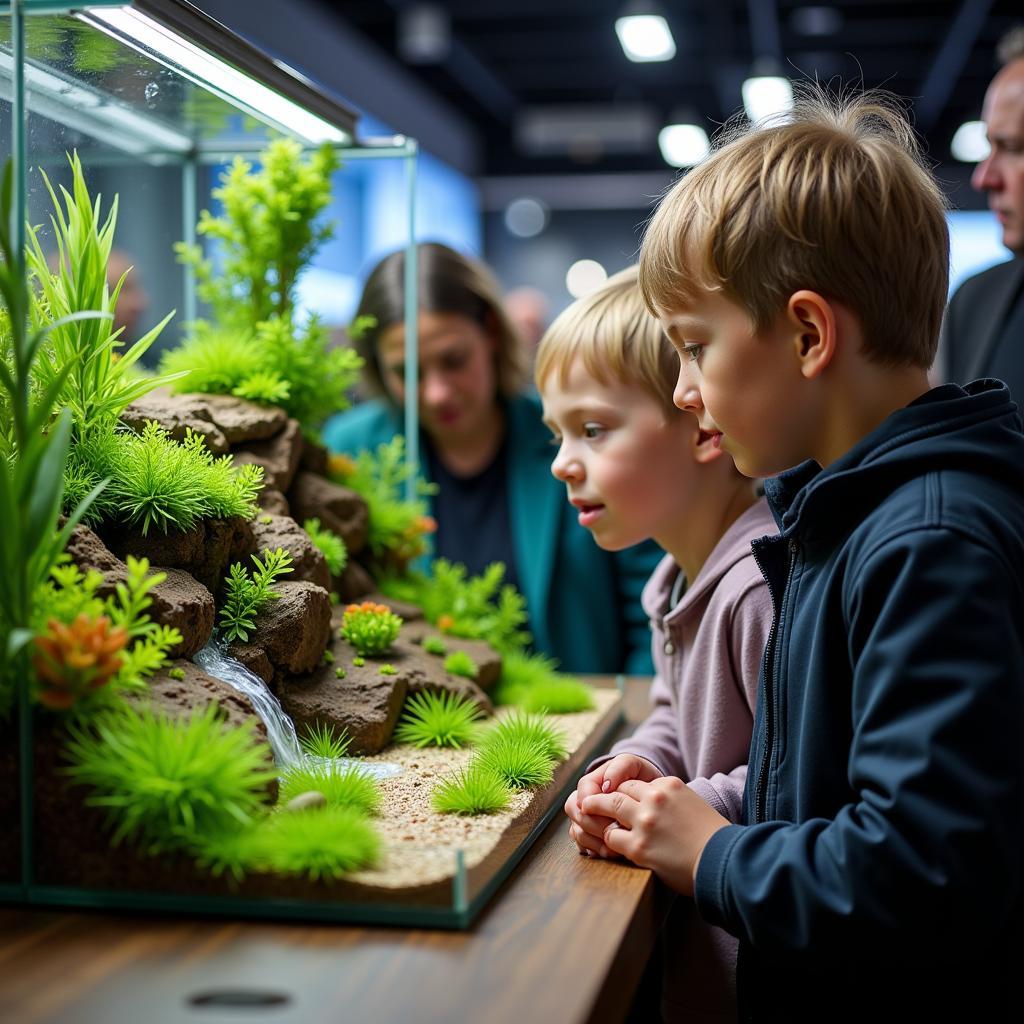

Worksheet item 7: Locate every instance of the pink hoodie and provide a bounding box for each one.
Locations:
[588,497,777,1022]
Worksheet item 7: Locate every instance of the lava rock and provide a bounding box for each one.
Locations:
[246,513,329,590]
[367,592,426,624]
[402,620,502,690]
[146,569,215,658]
[231,417,303,493]
[119,392,229,454]
[335,560,375,603]
[197,393,287,444]
[224,641,275,685]
[63,524,128,591]
[255,580,332,675]
[256,487,290,517]
[192,516,254,595]
[299,436,329,476]
[286,471,369,555]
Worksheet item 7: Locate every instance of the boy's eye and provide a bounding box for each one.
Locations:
[582,423,605,440]
[682,344,703,363]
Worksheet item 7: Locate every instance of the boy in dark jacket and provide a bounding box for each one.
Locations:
[581,91,1024,1021]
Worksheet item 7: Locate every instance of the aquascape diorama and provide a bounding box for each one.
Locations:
[0,142,622,925]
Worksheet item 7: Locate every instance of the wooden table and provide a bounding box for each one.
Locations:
[0,679,670,1024]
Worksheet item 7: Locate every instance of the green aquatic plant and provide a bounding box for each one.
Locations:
[298,720,351,761]
[394,690,483,749]
[443,650,478,680]
[26,152,179,439]
[0,157,110,718]
[167,667,185,681]
[333,436,437,570]
[422,635,446,656]
[379,663,397,675]
[339,601,402,656]
[219,547,294,642]
[475,734,555,791]
[335,667,347,679]
[493,650,595,713]
[64,702,276,853]
[432,764,511,816]
[278,762,380,817]
[478,711,568,764]
[303,517,348,576]
[383,559,530,655]
[259,804,380,880]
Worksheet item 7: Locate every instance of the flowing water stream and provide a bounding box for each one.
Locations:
[194,640,402,780]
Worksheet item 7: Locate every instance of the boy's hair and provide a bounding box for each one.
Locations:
[535,266,681,417]
[638,88,949,369]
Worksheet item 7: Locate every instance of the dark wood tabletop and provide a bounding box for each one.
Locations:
[0,678,670,1024]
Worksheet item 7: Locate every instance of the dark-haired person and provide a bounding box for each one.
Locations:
[323,242,657,675]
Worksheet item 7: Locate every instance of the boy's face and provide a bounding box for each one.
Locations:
[540,357,704,551]
[660,290,810,478]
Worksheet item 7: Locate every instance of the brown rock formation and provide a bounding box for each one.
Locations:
[246,514,330,590]
[254,580,332,675]
[286,471,369,554]
[231,417,303,492]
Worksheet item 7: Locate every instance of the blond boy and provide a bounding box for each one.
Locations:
[537,268,776,1020]
[580,92,1024,1021]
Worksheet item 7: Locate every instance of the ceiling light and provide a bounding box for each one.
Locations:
[741,75,794,124]
[398,4,451,65]
[951,120,990,163]
[658,122,709,168]
[566,259,608,299]
[615,13,676,63]
[504,197,549,238]
[80,7,349,145]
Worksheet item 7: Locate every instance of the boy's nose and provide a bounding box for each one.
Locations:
[422,369,453,407]
[673,367,703,413]
[550,444,582,483]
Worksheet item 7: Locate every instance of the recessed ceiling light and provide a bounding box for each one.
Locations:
[566,259,608,299]
[615,14,676,63]
[658,123,710,168]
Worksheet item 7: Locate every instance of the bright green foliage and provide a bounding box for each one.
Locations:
[339,601,402,656]
[176,140,340,328]
[335,667,347,679]
[63,702,276,853]
[219,547,294,642]
[32,555,182,705]
[0,157,110,719]
[516,678,596,715]
[164,140,363,431]
[353,656,365,667]
[303,517,348,576]
[278,762,380,817]
[475,734,555,791]
[168,667,185,681]
[379,664,397,675]
[443,650,478,680]
[422,635,446,656]
[322,649,335,664]
[492,650,595,713]
[258,514,273,525]
[337,437,436,566]
[394,690,483,749]
[478,711,568,763]
[384,559,530,655]
[257,805,380,880]
[25,152,180,439]
[85,422,263,535]
[298,721,351,760]
[432,764,511,816]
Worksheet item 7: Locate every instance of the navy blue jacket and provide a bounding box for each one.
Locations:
[695,381,1024,1021]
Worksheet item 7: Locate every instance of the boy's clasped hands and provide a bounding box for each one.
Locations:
[565,754,729,896]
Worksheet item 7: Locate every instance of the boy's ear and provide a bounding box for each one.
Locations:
[786,290,837,379]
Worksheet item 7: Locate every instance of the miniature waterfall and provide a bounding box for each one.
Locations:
[193,640,402,779]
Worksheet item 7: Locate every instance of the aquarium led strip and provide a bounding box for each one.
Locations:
[80,6,350,146]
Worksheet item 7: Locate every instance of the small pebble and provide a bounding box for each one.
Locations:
[284,791,327,812]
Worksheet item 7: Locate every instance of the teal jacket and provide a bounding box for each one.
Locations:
[323,395,658,675]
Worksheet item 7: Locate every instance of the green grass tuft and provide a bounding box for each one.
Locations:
[443,650,477,680]
[394,690,482,749]
[63,702,276,853]
[493,650,595,713]
[298,721,351,760]
[422,635,446,656]
[303,517,348,576]
[515,678,596,714]
[259,805,380,880]
[432,764,511,815]
[278,762,380,816]
[478,711,568,763]
[475,734,555,790]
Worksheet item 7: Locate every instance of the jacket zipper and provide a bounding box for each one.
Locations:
[751,536,798,823]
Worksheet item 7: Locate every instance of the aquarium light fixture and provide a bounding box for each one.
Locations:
[0,47,192,157]
[80,6,350,146]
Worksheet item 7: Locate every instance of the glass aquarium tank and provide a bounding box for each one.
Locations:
[0,0,622,927]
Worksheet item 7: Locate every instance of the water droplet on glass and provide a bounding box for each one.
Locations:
[144,82,159,103]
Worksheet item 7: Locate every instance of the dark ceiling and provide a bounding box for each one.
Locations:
[320,0,1020,177]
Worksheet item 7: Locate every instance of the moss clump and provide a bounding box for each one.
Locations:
[394,690,482,749]
[493,650,595,713]
[278,762,380,817]
[167,667,186,681]
[443,650,478,680]
[335,667,347,679]
[432,764,511,816]
[422,635,447,656]
[339,601,402,656]
[478,711,567,763]
[303,517,348,577]
[379,663,397,675]
[475,734,555,791]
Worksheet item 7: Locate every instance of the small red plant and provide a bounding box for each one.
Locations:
[32,613,129,710]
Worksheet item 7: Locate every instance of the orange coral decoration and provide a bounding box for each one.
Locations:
[327,453,357,480]
[344,601,391,616]
[437,614,456,633]
[32,614,129,710]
